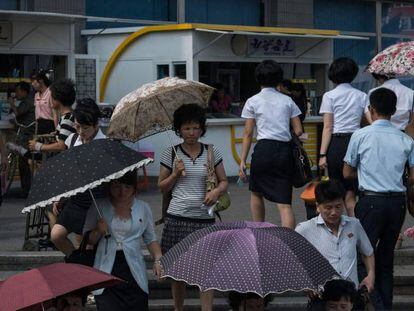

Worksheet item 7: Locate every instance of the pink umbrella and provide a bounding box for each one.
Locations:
[160,221,338,297]
[0,263,122,311]
[366,41,414,76]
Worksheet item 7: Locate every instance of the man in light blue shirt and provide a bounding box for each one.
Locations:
[295,180,374,289]
[344,87,414,310]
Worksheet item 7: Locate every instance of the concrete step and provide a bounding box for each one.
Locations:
[394,247,414,265]
[146,295,414,311]
[0,251,64,271]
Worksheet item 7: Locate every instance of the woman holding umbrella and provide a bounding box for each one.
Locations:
[158,103,228,311]
[87,170,162,311]
[50,99,106,255]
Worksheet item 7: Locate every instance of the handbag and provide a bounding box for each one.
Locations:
[65,231,96,267]
[291,133,313,188]
[206,144,231,213]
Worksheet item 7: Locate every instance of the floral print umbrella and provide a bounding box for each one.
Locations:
[366,41,414,76]
[107,77,214,141]
[160,221,339,297]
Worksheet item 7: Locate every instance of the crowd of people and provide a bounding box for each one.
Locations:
[1,56,413,311]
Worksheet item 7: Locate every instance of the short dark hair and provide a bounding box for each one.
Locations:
[16,81,31,94]
[73,98,101,126]
[228,291,272,310]
[280,79,293,92]
[32,70,51,87]
[322,279,357,304]
[369,87,397,116]
[328,57,359,84]
[50,79,76,107]
[173,103,206,137]
[115,169,137,186]
[315,180,346,204]
[255,60,284,87]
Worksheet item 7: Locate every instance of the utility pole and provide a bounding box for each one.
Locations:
[375,0,382,53]
[178,0,185,23]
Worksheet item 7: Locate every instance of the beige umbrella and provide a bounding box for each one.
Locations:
[107,77,214,142]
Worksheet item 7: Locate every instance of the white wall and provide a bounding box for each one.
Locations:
[87,30,193,104]
[3,21,72,54]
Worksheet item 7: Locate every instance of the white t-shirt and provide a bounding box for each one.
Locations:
[241,88,301,141]
[319,83,369,134]
[369,79,414,130]
[65,128,106,148]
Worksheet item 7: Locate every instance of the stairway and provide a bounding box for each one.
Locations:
[1,249,414,310]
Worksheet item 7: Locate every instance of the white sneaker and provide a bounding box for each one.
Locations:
[6,142,28,157]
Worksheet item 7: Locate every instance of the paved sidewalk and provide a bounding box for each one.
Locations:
[1,182,414,251]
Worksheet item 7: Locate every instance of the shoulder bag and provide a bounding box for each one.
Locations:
[206,144,231,215]
[291,133,313,188]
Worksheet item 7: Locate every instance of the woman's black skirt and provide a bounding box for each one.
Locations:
[95,251,148,311]
[161,214,215,254]
[249,139,294,204]
[327,134,358,192]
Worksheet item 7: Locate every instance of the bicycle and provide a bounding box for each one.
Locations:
[3,119,36,196]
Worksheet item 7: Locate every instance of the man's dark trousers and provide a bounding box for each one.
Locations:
[356,194,406,310]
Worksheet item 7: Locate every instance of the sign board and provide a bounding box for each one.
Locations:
[0,22,12,45]
[248,36,295,57]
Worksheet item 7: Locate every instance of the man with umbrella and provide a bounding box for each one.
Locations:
[370,73,414,132]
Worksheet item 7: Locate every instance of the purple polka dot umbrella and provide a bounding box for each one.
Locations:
[160,221,339,296]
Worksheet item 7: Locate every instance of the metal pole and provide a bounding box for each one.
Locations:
[177,0,185,23]
[375,0,382,53]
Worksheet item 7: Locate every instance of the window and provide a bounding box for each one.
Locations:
[157,64,169,79]
[173,63,186,79]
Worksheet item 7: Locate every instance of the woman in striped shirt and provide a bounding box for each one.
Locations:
[158,104,228,311]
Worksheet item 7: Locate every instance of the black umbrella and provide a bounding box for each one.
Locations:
[22,139,153,213]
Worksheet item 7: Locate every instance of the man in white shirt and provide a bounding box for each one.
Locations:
[370,74,414,130]
[296,180,375,291]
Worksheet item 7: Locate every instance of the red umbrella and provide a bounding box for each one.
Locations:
[0,263,122,311]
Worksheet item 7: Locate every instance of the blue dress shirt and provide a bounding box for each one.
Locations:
[344,119,414,192]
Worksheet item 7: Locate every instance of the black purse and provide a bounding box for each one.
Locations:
[65,231,96,267]
[291,133,313,188]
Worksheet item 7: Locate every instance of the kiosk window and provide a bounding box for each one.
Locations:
[157,64,169,79]
[173,63,186,79]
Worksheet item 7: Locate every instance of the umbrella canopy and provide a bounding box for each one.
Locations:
[107,77,214,141]
[23,139,153,213]
[160,221,338,297]
[0,263,121,311]
[366,41,414,76]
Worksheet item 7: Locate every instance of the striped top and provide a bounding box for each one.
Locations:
[56,112,76,142]
[160,144,223,219]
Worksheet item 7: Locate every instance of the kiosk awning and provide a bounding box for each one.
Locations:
[0,10,175,25]
[194,26,368,41]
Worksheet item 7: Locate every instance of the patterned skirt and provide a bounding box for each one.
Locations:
[161,213,215,254]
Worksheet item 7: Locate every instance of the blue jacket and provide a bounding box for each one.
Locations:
[93,198,157,294]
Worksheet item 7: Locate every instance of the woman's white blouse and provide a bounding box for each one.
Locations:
[242,88,301,141]
[319,83,369,134]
